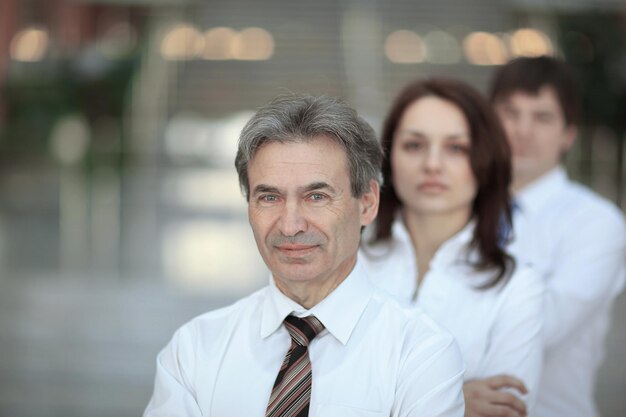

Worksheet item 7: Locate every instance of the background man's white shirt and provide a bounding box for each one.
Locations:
[512,166,626,417]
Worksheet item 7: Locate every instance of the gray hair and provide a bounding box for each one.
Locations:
[235,94,382,200]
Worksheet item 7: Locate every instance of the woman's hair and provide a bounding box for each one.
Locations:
[373,78,514,288]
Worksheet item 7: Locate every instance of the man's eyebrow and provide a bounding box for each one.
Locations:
[251,184,281,195]
[301,182,336,194]
[251,182,338,196]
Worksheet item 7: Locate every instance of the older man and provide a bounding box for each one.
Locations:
[144,94,465,417]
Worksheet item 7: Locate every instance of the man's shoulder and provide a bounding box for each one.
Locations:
[562,178,615,205]
[369,294,464,380]
[370,290,457,347]
[516,176,626,258]
[540,177,624,227]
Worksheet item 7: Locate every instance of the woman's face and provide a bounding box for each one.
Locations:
[391,96,478,219]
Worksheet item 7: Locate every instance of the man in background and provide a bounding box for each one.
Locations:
[490,56,626,417]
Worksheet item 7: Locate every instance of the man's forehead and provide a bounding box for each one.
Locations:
[502,86,560,105]
[247,138,351,190]
[250,137,348,166]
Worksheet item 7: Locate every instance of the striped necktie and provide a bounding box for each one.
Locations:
[266,315,325,417]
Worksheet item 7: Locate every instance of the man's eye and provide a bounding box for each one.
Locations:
[261,195,278,202]
[535,114,554,124]
[308,193,326,201]
[500,107,517,119]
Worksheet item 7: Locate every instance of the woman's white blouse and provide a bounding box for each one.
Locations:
[361,220,544,407]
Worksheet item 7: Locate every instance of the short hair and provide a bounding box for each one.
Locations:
[489,56,581,126]
[235,94,382,199]
[374,78,514,288]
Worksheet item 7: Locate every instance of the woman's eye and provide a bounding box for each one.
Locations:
[448,143,470,154]
[402,141,424,151]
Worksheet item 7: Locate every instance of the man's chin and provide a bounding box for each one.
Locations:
[513,160,541,180]
[272,268,320,287]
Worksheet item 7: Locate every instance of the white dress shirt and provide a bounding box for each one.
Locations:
[144,260,465,417]
[361,220,544,409]
[511,166,626,417]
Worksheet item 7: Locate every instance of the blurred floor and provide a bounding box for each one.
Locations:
[0,274,245,417]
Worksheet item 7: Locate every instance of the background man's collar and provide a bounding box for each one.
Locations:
[515,166,568,215]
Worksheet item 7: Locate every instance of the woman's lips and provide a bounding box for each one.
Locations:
[417,181,447,192]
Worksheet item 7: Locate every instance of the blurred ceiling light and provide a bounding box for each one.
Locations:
[160,23,204,60]
[509,28,553,57]
[10,27,49,62]
[463,31,508,65]
[384,30,424,64]
[424,30,461,64]
[202,27,236,60]
[99,22,138,59]
[231,27,274,61]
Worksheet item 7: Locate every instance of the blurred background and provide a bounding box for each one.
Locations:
[0,0,625,416]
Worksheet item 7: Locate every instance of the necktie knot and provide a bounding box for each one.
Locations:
[284,315,324,347]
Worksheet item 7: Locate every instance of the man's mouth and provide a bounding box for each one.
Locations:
[275,244,318,255]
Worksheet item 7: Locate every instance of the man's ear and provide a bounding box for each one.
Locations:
[561,125,577,152]
[359,180,380,227]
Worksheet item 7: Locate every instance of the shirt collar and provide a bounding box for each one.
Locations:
[515,166,568,215]
[392,215,475,265]
[391,216,412,246]
[260,259,373,345]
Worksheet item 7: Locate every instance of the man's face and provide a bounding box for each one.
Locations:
[494,86,576,190]
[247,135,378,292]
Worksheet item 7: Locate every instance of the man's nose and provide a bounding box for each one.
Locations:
[277,200,307,237]
[512,116,533,140]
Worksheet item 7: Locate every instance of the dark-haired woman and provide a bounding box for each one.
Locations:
[361,78,543,417]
